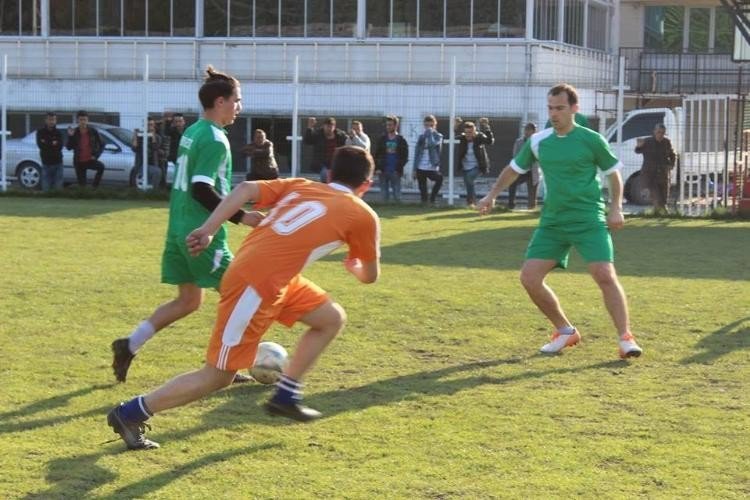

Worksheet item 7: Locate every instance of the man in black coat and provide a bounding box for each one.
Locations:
[66,110,105,188]
[304,116,347,183]
[635,124,677,213]
[36,112,65,191]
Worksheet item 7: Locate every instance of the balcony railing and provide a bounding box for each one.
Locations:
[620,47,750,95]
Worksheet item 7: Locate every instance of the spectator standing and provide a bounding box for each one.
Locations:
[373,115,409,202]
[304,116,347,183]
[635,124,677,214]
[166,113,187,164]
[413,115,444,205]
[508,122,540,209]
[456,119,494,208]
[36,112,65,191]
[242,129,279,181]
[66,110,104,188]
[345,120,371,152]
[131,118,164,188]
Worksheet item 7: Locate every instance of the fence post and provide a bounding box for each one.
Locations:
[141,54,150,190]
[287,56,301,177]
[1,54,8,192]
[446,57,458,206]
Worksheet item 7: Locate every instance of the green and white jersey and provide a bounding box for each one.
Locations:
[511,124,621,227]
[168,119,233,239]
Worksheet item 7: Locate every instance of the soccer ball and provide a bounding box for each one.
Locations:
[249,341,288,385]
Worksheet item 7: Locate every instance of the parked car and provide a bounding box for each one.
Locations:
[3,122,173,189]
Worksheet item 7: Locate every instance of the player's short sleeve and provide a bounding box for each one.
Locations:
[191,140,228,185]
[254,178,310,209]
[590,132,621,174]
[510,139,533,173]
[346,205,380,263]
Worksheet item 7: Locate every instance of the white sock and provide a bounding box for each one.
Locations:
[557,325,576,335]
[128,320,156,353]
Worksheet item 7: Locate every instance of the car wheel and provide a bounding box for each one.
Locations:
[129,167,143,188]
[624,172,652,205]
[16,162,42,190]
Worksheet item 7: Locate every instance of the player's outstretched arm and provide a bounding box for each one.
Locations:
[606,170,625,231]
[476,164,519,215]
[186,182,261,255]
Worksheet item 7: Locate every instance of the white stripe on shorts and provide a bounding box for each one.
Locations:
[217,286,262,370]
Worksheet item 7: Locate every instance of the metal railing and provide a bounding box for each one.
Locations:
[619,47,750,95]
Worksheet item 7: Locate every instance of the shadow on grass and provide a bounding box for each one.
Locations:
[374,224,749,281]
[25,443,280,500]
[680,316,750,365]
[0,384,115,434]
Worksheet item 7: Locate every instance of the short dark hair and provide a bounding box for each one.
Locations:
[76,110,88,118]
[424,114,436,123]
[198,65,239,110]
[324,117,336,125]
[385,115,399,126]
[330,146,374,188]
[654,123,666,131]
[524,122,537,131]
[46,111,56,117]
[463,121,476,130]
[173,112,184,119]
[548,83,579,106]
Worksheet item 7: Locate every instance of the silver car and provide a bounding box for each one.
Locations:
[3,123,173,189]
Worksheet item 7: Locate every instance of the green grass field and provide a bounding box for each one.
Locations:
[1,197,748,499]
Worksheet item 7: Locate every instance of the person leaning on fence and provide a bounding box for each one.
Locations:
[242,129,279,181]
[413,115,444,206]
[304,116,347,183]
[372,114,409,202]
[508,122,540,210]
[66,110,104,188]
[131,118,164,189]
[36,112,65,191]
[456,119,494,208]
[635,124,677,214]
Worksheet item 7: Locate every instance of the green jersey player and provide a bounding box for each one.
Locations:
[477,83,642,359]
[111,66,263,383]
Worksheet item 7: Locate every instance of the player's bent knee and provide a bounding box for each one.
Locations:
[519,270,542,291]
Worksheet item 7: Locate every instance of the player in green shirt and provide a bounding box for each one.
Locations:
[477,83,642,359]
[111,66,263,382]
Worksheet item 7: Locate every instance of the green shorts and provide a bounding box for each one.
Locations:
[525,223,614,269]
[161,234,233,289]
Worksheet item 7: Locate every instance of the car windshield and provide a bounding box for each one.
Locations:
[106,127,134,145]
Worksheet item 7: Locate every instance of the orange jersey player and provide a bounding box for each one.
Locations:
[107,146,380,450]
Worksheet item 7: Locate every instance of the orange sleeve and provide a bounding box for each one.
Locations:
[254,178,310,209]
[346,206,380,263]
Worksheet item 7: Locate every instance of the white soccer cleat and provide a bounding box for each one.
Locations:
[540,329,581,354]
[618,334,643,359]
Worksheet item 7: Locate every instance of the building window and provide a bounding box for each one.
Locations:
[255,0,280,37]
[445,0,470,38]
[229,0,252,37]
[534,0,557,41]
[419,0,443,37]
[280,0,304,37]
[392,0,417,37]
[500,0,525,38]
[564,0,584,46]
[332,0,356,37]
[99,0,122,36]
[307,0,330,37]
[124,0,146,36]
[366,0,388,36]
[0,0,41,36]
[715,7,734,53]
[688,8,711,53]
[473,0,498,38]
[587,3,607,51]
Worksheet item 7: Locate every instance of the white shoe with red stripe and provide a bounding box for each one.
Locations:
[540,329,581,354]
[618,333,643,359]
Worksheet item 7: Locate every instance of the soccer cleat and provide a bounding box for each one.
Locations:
[540,329,581,354]
[618,334,643,359]
[111,338,135,383]
[231,372,254,384]
[264,400,322,422]
[106,404,159,450]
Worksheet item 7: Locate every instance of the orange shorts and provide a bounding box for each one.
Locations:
[206,273,329,372]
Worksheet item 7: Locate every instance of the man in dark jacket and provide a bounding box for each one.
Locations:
[131,118,164,188]
[372,115,409,202]
[36,112,65,191]
[456,118,494,207]
[635,124,677,213]
[66,110,104,187]
[508,122,540,209]
[304,116,347,183]
[242,129,279,181]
